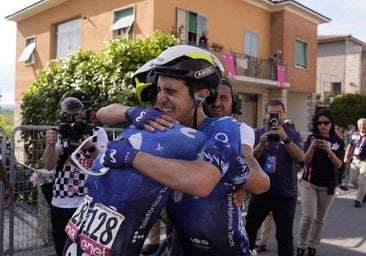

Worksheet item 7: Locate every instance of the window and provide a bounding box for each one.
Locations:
[295,39,308,68]
[18,37,36,64]
[244,30,258,57]
[332,82,342,95]
[111,6,134,39]
[55,18,81,58]
[176,8,207,46]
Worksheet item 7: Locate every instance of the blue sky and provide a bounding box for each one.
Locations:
[1,0,365,107]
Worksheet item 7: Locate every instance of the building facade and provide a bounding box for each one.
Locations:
[317,34,366,105]
[7,0,329,132]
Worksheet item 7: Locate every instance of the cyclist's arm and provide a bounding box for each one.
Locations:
[97,104,176,131]
[240,150,269,194]
[97,103,130,126]
[132,152,221,198]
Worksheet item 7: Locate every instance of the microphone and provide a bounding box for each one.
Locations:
[61,97,84,115]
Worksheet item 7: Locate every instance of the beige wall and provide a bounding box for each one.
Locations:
[15,0,154,100]
[15,0,279,101]
[12,0,323,132]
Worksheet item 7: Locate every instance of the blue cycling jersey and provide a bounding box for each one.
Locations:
[63,124,207,256]
[167,116,251,256]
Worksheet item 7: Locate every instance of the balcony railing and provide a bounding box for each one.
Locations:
[210,48,288,82]
[180,41,288,83]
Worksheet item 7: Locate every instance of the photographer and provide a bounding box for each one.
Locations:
[42,91,108,256]
[245,100,304,256]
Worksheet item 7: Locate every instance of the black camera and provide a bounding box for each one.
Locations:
[268,112,280,141]
[58,113,95,141]
[57,96,99,141]
[268,112,280,128]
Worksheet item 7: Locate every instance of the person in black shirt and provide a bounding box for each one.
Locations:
[245,100,304,256]
[296,109,344,256]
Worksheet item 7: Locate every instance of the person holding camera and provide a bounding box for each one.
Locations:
[245,100,304,256]
[42,91,108,256]
[296,109,344,256]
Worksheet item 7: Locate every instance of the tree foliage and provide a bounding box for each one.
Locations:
[21,31,179,125]
[0,110,14,138]
[328,93,366,127]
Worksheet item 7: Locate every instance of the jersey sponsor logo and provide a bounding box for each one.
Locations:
[107,150,117,164]
[156,143,164,151]
[138,187,168,231]
[190,237,211,250]
[180,127,199,139]
[135,111,147,122]
[214,132,229,143]
[227,193,235,247]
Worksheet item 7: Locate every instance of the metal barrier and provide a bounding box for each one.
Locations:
[1,125,122,256]
[0,127,8,256]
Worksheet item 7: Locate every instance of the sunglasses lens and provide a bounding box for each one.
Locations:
[317,121,330,125]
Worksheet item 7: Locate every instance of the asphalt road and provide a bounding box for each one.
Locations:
[254,188,366,256]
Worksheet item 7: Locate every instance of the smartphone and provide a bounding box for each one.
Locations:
[314,134,323,140]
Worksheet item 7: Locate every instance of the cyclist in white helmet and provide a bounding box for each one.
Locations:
[98,45,269,255]
[62,58,208,256]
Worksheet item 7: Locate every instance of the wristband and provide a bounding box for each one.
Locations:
[125,107,139,122]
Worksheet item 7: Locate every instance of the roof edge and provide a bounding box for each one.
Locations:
[242,0,331,24]
[5,0,68,22]
[318,34,366,47]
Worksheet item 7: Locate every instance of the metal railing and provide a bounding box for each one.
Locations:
[180,40,288,82]
[1,125,122,256]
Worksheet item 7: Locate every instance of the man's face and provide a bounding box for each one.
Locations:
[264,105,285,125]
[155,76,196,127]
[205,84,232,117]
[357,119,366,134]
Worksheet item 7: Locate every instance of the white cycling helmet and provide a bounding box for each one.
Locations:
[131,58,157,102]
[152,45,224,92]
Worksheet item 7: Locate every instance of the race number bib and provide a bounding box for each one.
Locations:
[264,155,277,173]
[65,195,93,242]
[79,203,125,256]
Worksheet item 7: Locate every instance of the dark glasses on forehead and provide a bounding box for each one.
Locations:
[317,121,331,126]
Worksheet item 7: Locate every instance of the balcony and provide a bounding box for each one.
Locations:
[210,48,288,86]
[181,41,288,87]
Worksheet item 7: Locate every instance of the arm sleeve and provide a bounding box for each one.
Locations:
[240,122,255,148]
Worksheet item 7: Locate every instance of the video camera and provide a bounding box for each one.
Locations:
[267,112,280,141]
[58,97,100,141]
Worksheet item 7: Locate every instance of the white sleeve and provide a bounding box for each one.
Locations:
[55,133,63,150]
[239,122,255,149]
[93,127,109,152]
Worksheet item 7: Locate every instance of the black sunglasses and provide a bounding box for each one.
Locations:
[317,121,331,126]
